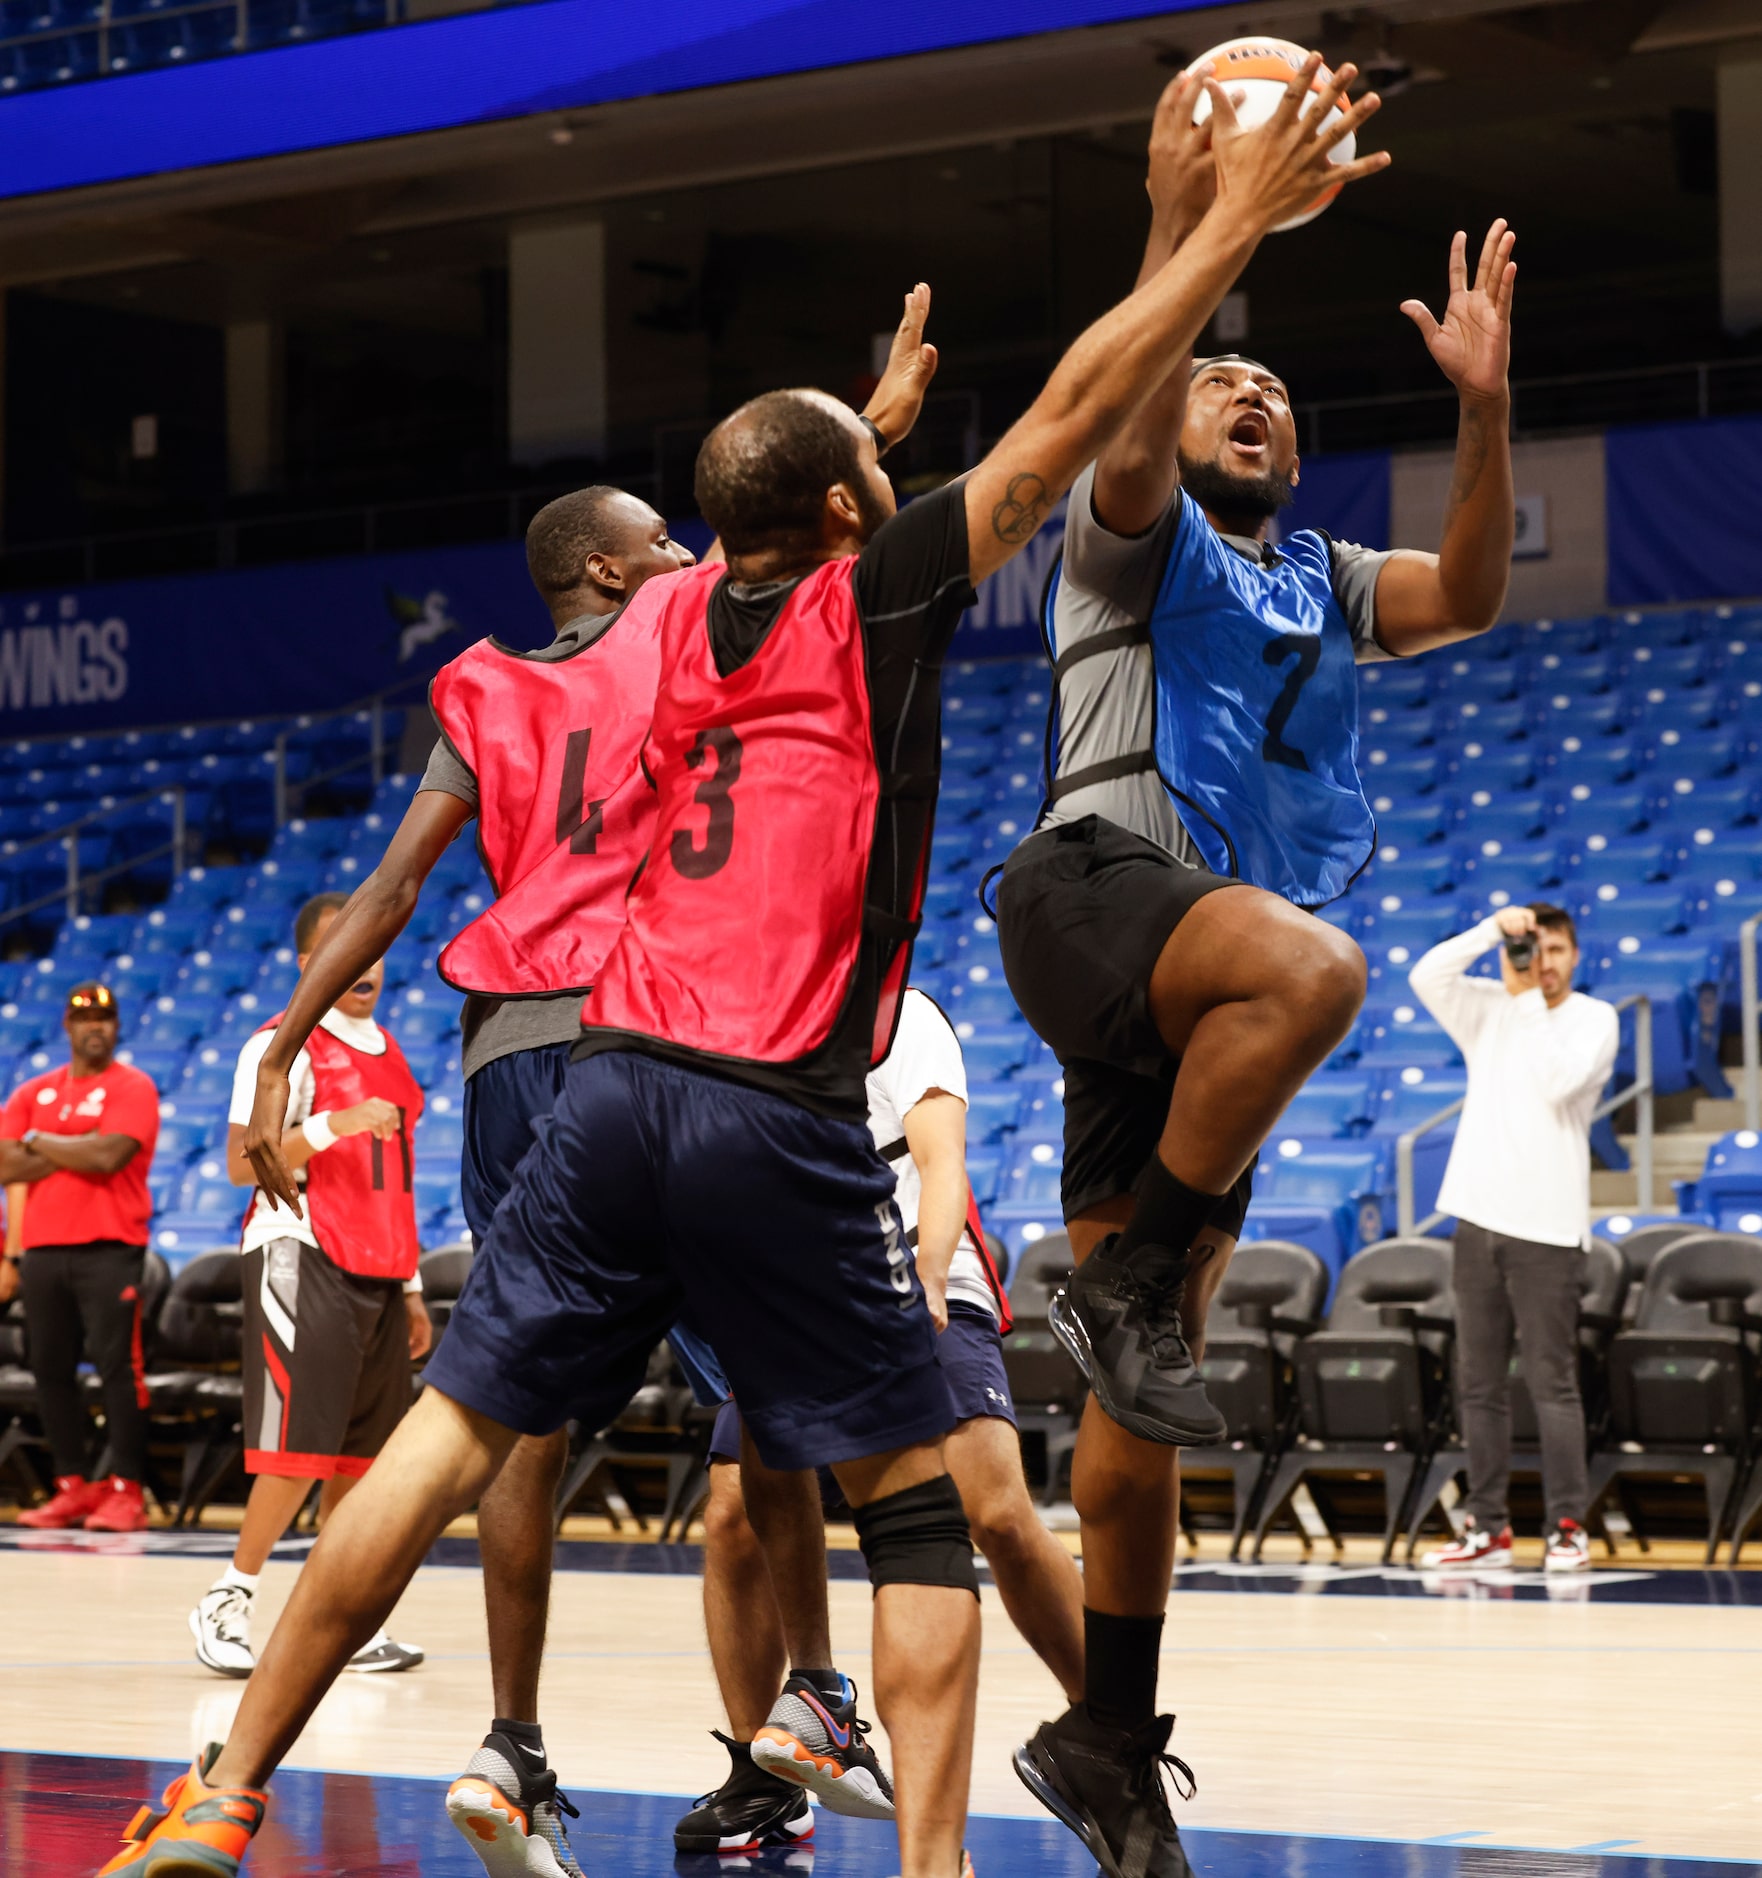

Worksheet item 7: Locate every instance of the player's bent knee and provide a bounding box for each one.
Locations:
[853,1474,979,1599]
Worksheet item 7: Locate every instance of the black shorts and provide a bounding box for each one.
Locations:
[997,813,1255,1233]
[242,1239,412,1479]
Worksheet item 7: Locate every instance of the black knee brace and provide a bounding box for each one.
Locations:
[853,1474,979,1599]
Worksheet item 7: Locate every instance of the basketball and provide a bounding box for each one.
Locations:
[1185,36,1357,231]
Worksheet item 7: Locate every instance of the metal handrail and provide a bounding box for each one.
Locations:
[1394,993,1654,1235]
[270,674,431,828]
[0,783,188,929]
[1742,911,1760,1132]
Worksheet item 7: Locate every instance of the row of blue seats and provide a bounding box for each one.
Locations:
[2,711,400,769]
[0,0,388,87]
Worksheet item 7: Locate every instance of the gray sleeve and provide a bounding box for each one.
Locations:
[419,737,479,816]
[1060,462,1182,622]
[1330,538,1399,664]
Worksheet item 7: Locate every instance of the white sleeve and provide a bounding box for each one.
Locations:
[227,1030,315,1128]
[877,994,969,1122]
[1407,917,1506,1052]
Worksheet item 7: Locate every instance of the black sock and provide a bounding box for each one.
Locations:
[492,1717,545,1760]
[796,1665,845,1703]
[1114,1157,1221,1265]
[1082,1608,1164,1731]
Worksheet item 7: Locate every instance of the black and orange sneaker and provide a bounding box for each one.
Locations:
[750,1674,894,1820]
[96,1745,266,1875]
[674,1731,814,1854]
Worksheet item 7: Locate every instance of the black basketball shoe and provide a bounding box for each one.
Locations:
[1049,1237,1225,1446]
[674,1732,816,1855]
[1013,1705,1196,1878]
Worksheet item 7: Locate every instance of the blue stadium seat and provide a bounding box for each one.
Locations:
[133,906,214,955]
[941,979,1021,1027]
[177,1046,238,1102]
[964,1085,1024,1145]
[1368,799,1450,846]
[1245,1141,1393,1282]
[116,1047,193,1089]
[1675,1130,1762,1232]
[105,959,171,1003]
[164,864,245,911]
[1531,693,1633,738]
[388,986,463,1042]
[174,949,264,998]
[965,1150,1003,1209]
[1462,838,1573,898]
[1574,830,1683,881]
[133,997,208,1053]
[1358,749,1442,795]
[1274,1073,1376,1138]
[1352,1000,1462,1071]
[1453,794,1553,846]
[1552,783,1655,839]
[1543,738,1646,790]
[1358,706,1439,749]
[1651,773,1762,827]
[954,1025,1030,1082]
[269,816,354,862]
[1646,728,1750,780]
[1356,664,1432,707]
[1445,698,1530,741]
[1585,935,1723,1095]
[1366,1070,1467,1135]
[1445,744,1540,794]
[1623,643,1711,688]
[1366,845,1462,898]
[1572,881,1692,935]
[1356,899,1472,952]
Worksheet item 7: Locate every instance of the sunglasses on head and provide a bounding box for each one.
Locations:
[67,990,116,1014]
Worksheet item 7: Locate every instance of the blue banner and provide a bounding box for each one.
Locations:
[0,541,551,736]
[0,0,1218,201]
[1281,448,1391,551]
[1606,415,1762,606]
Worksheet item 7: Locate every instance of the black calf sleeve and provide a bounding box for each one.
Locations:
[852,1475,979,1599]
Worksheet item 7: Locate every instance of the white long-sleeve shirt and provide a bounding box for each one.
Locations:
[1408,918,1619,1249]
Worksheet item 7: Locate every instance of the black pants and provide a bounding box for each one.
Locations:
[1454,1222,1589,1532]
[19,1242,150,1483]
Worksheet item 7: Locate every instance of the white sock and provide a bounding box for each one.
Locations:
[216,1564,260,1595]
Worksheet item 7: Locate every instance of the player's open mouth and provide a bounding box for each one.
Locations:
[351,980,375,996]
[1226,410,1269,458]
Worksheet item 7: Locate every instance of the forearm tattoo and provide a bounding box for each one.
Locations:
[990,472,1052,546]
[1442,402,1494,538]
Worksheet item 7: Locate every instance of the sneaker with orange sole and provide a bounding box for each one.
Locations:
[95,1745,266,1876]
[17,1475,104,1529]
[84,1477,149,1533]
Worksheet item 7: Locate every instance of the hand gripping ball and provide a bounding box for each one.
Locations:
[1186,37,1356,232]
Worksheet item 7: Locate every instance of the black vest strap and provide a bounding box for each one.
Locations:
[863,906,921,945]
[880,771,942,802]
[1045,747,1159,803]
[1050,620,1151,684]
[879,1135,910,1163]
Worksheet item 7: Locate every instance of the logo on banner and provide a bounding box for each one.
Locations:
[387,588,465,663]
[0,596,129,713]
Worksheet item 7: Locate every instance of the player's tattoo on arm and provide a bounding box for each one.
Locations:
[1442,400,1493,537]
[990,472,1053,546]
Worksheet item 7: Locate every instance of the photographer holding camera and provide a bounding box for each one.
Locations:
[1408,904,1618,1573]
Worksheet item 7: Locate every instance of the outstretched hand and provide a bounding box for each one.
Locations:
[1145,67,1217,232]
[1402,221,1516,402]
[244,1068,303,1217]
[1207,52,1390,234]
[863,282,940,451]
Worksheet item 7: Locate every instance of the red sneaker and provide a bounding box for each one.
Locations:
[1420,1518,1512,1570]
[83,1477,149,1533]
[17,1475,104,1529]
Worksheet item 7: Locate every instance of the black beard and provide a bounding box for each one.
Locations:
[1177,450,1294,530]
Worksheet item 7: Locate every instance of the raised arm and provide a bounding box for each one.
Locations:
[963,56,1387,584]
[1373,222,1517,654]
[1091,68,1218,538]
[243,786,469,1209]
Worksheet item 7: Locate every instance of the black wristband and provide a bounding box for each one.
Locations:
[859,414,892,460]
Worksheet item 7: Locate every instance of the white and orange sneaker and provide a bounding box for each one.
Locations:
[1420,1518,1512,1570]
[1544,1518,1592,1573]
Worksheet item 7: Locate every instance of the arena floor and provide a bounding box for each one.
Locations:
[5,1527,1761,1876]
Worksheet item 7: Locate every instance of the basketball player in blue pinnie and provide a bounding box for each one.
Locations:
[996,63,1523,1878]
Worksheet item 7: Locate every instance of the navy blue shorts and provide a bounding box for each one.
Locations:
[462,1043,729,1408]
[428,1052,953,1471]
[705,1303,1013,1461]
[939,1303,1016,1427]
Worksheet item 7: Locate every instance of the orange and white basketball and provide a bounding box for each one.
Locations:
[1184,37,1356,232]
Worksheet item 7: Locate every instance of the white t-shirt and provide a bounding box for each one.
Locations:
[230,1007,387,1257]
[1408,918,1620,1249]
[867,989,996,1323]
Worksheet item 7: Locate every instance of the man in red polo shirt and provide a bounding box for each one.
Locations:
[0,982,160,1532]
